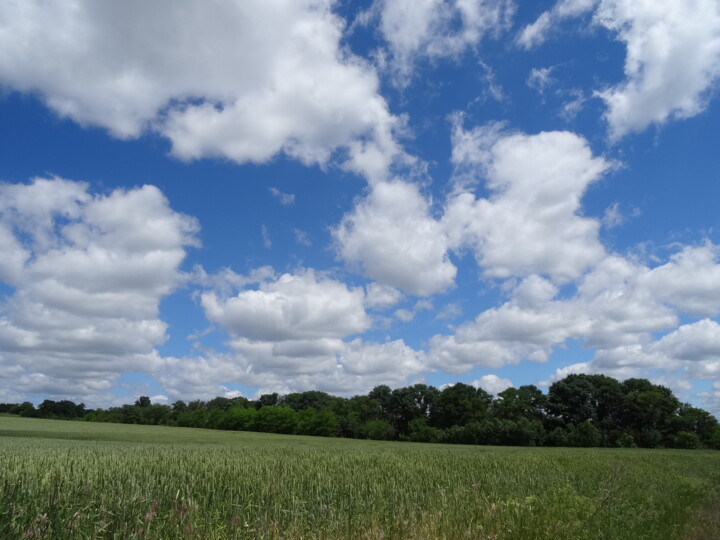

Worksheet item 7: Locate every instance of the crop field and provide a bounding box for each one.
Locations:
[1,415,719,539]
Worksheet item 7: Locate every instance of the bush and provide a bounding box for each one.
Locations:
[672,431,702,450]
[572,421,602,447]
[408,417,441,443]
[363,420,393,440]
[615,432,637,448]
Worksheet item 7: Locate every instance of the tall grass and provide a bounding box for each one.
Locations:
[1,416,719,539]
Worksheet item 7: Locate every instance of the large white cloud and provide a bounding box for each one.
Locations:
[0,177,198,403]
[160,267,430,399]
[0,0,401,181]
[444,122,609,282]
[334,180,457,296]
[364,0,515,86]
[596,0,720,140]
[156,338,426,401]
[518,0,720,140]
[201,269,370,342]
[431,245,720,379]
[336,123,609,301]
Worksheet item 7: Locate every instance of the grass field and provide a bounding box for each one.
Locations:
[1,415,719,539]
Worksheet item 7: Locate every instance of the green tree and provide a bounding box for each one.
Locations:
[255,393,280,409]
[368,385,393,420]
[572,420,602,447]
[493,385,547,422]
[254,406,296,434]
[621,379,679,446]
[431,383,491,429]
[134,396,151,408]
[295,408,339,437]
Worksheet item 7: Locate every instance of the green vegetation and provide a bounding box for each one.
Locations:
[3,375,720,450]
[2,416,720,539]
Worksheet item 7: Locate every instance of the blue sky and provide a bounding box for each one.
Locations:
[1,0,720,413]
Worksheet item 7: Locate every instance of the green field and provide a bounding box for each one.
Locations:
[1,415,719,539]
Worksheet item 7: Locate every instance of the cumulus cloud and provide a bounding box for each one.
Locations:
[428,277,581,373]
[430,241,720,377]
[518,0,720,139]
[364,0,515,86]
[156,337,425,401]
[0,177,198,404]
[699,381,720,417]
[653,320,720,365]
[472,374,513,395]
[334,180,456,296]
[596,0,720,140]
[364,282,403,309]
[540,362,591,387]
[201,269,370,342]
[0,0,402,181]
[640,244,720,317]
[445,121,609,282]
[158,267,432,399]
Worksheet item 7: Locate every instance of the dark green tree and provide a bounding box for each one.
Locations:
[134,396,151,408]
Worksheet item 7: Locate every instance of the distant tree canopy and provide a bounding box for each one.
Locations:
[2,374,719,450]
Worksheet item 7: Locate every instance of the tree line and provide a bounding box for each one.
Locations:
[2,374,719,449]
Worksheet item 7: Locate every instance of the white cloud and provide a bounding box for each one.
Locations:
[367,0,515,86]
[445,122,609,282]
[517,12,554,50]
[395,299,433,322]
[653,320,720,364]
[394,308,415,322]
[201,270,370,342]
[428,281,581,373]
[596,0,720,140]
[699,381,720,417]
[261,225,272,249]
[364,282,403,309]
[191,265,275,296]
[517,1,597,50]
[293,229,312,247]
[518,0,720,139]
[526,67,556,95]
[472,374,513,395]
[165,266,432,399]
[0,177,198,403]
[558,89,587,121]
[0,0,402,181]
[540,362,591,387]
[269,187,295,206]
[334,180,456,296]
[156,337,425,400]
[429,241,720,377]
[602,202,624,228]
[640,244,720,317]
[435,302,463,321]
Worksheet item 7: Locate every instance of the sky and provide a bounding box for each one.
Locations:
[1,0,720,413]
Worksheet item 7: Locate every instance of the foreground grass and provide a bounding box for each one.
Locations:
[1,416,719,539]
